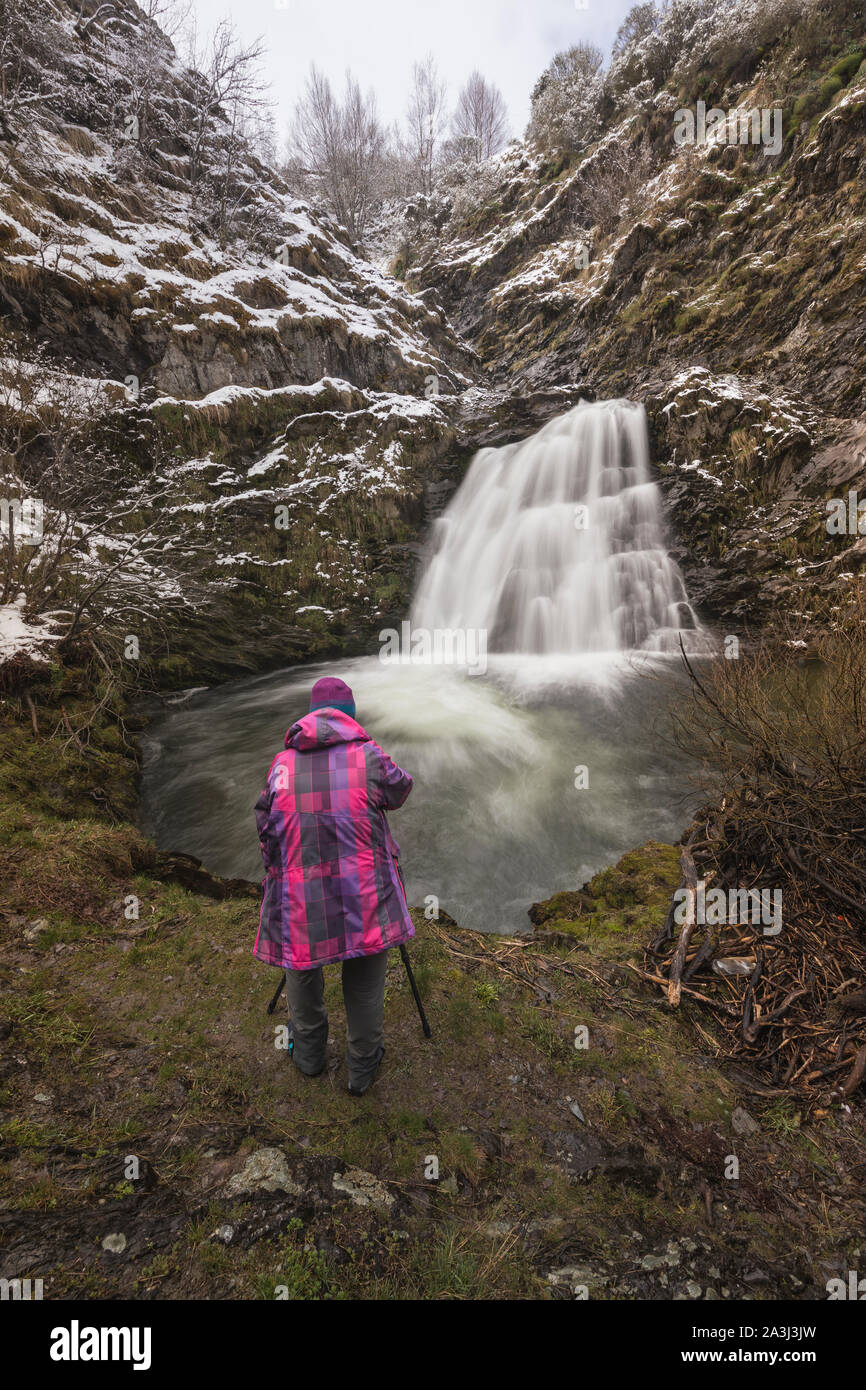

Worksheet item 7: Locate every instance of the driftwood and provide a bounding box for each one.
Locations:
[667,840,698,1007]
[832,1044,866,1101]
[646,810,866,1107]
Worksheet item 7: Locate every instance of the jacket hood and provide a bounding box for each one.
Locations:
[286,707,370,752]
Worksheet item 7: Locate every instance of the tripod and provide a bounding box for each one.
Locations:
[266,943,431,1037]
[266,860,431,1036]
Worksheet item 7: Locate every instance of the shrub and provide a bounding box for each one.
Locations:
[527,44,606,154]
[576,136,659,235]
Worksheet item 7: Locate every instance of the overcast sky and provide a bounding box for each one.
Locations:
[184,0,637,143]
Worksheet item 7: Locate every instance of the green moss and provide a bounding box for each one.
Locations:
[586,841,681,912]
[828,49,864,83]
[673,304,705,333]
[530,889,594,928]
[789,68,847,136]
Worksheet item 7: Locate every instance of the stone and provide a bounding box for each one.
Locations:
[544,1129,658,1188]
[547,1265,600,1296]
[331,1166,394,1212]
[484,1220,513,1237]
[102,1233,127,1255]
[732,1106,760,1136]
[225,1148,303,1198]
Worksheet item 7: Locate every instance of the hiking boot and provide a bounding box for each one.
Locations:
[347,1045,385,1097]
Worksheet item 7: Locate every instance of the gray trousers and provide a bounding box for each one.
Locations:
[284,950,388,1089]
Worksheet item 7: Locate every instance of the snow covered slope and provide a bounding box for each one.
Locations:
[0,0,476,679]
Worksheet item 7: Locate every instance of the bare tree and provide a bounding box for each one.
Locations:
[341,74,386,240]
[451,71,509,162]
[0,0,67,144]
[578,135,658,233]
[118,0,171,153]
[290,66,385,242]
[405,54,448,194]
[611,1,659,61]
[378,120,416,199]
[182,18,270,244]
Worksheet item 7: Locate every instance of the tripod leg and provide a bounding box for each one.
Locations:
[393,860,432,1039]
[400,944,432,1038]
[266,972,287,1015]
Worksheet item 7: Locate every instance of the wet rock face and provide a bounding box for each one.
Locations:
[0,4,483,685]
[149,319,455,402]
[792,85,866,197]
[644,367,823,626]
[454,383,588,451]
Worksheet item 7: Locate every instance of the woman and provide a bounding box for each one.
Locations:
[253,677,414,1095]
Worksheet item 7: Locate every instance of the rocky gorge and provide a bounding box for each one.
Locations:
[1,0,865,1305]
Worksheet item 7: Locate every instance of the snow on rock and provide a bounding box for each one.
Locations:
[0,595,63,665]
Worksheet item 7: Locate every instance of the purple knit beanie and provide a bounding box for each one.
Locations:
[309,677,356,719]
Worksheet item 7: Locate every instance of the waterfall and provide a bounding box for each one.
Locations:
[411,400,704,654]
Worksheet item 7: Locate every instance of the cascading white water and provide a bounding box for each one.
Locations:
[412,399,703,654]
[143,407,707,933]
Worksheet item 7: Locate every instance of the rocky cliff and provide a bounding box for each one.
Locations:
[402,16,866,632]
[0,0,476,682]
[2,1,865,680]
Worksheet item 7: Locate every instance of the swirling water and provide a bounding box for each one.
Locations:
[141,402,710,932]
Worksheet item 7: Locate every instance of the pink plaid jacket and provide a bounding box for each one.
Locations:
[253,708,414,970]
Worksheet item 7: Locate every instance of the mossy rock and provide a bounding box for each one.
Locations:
[528,843,681,941]
[584,841,682,912]
[528,888,595,928]
[790,74,844,133]
[153,653,196,687]
[828,49,864,83]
